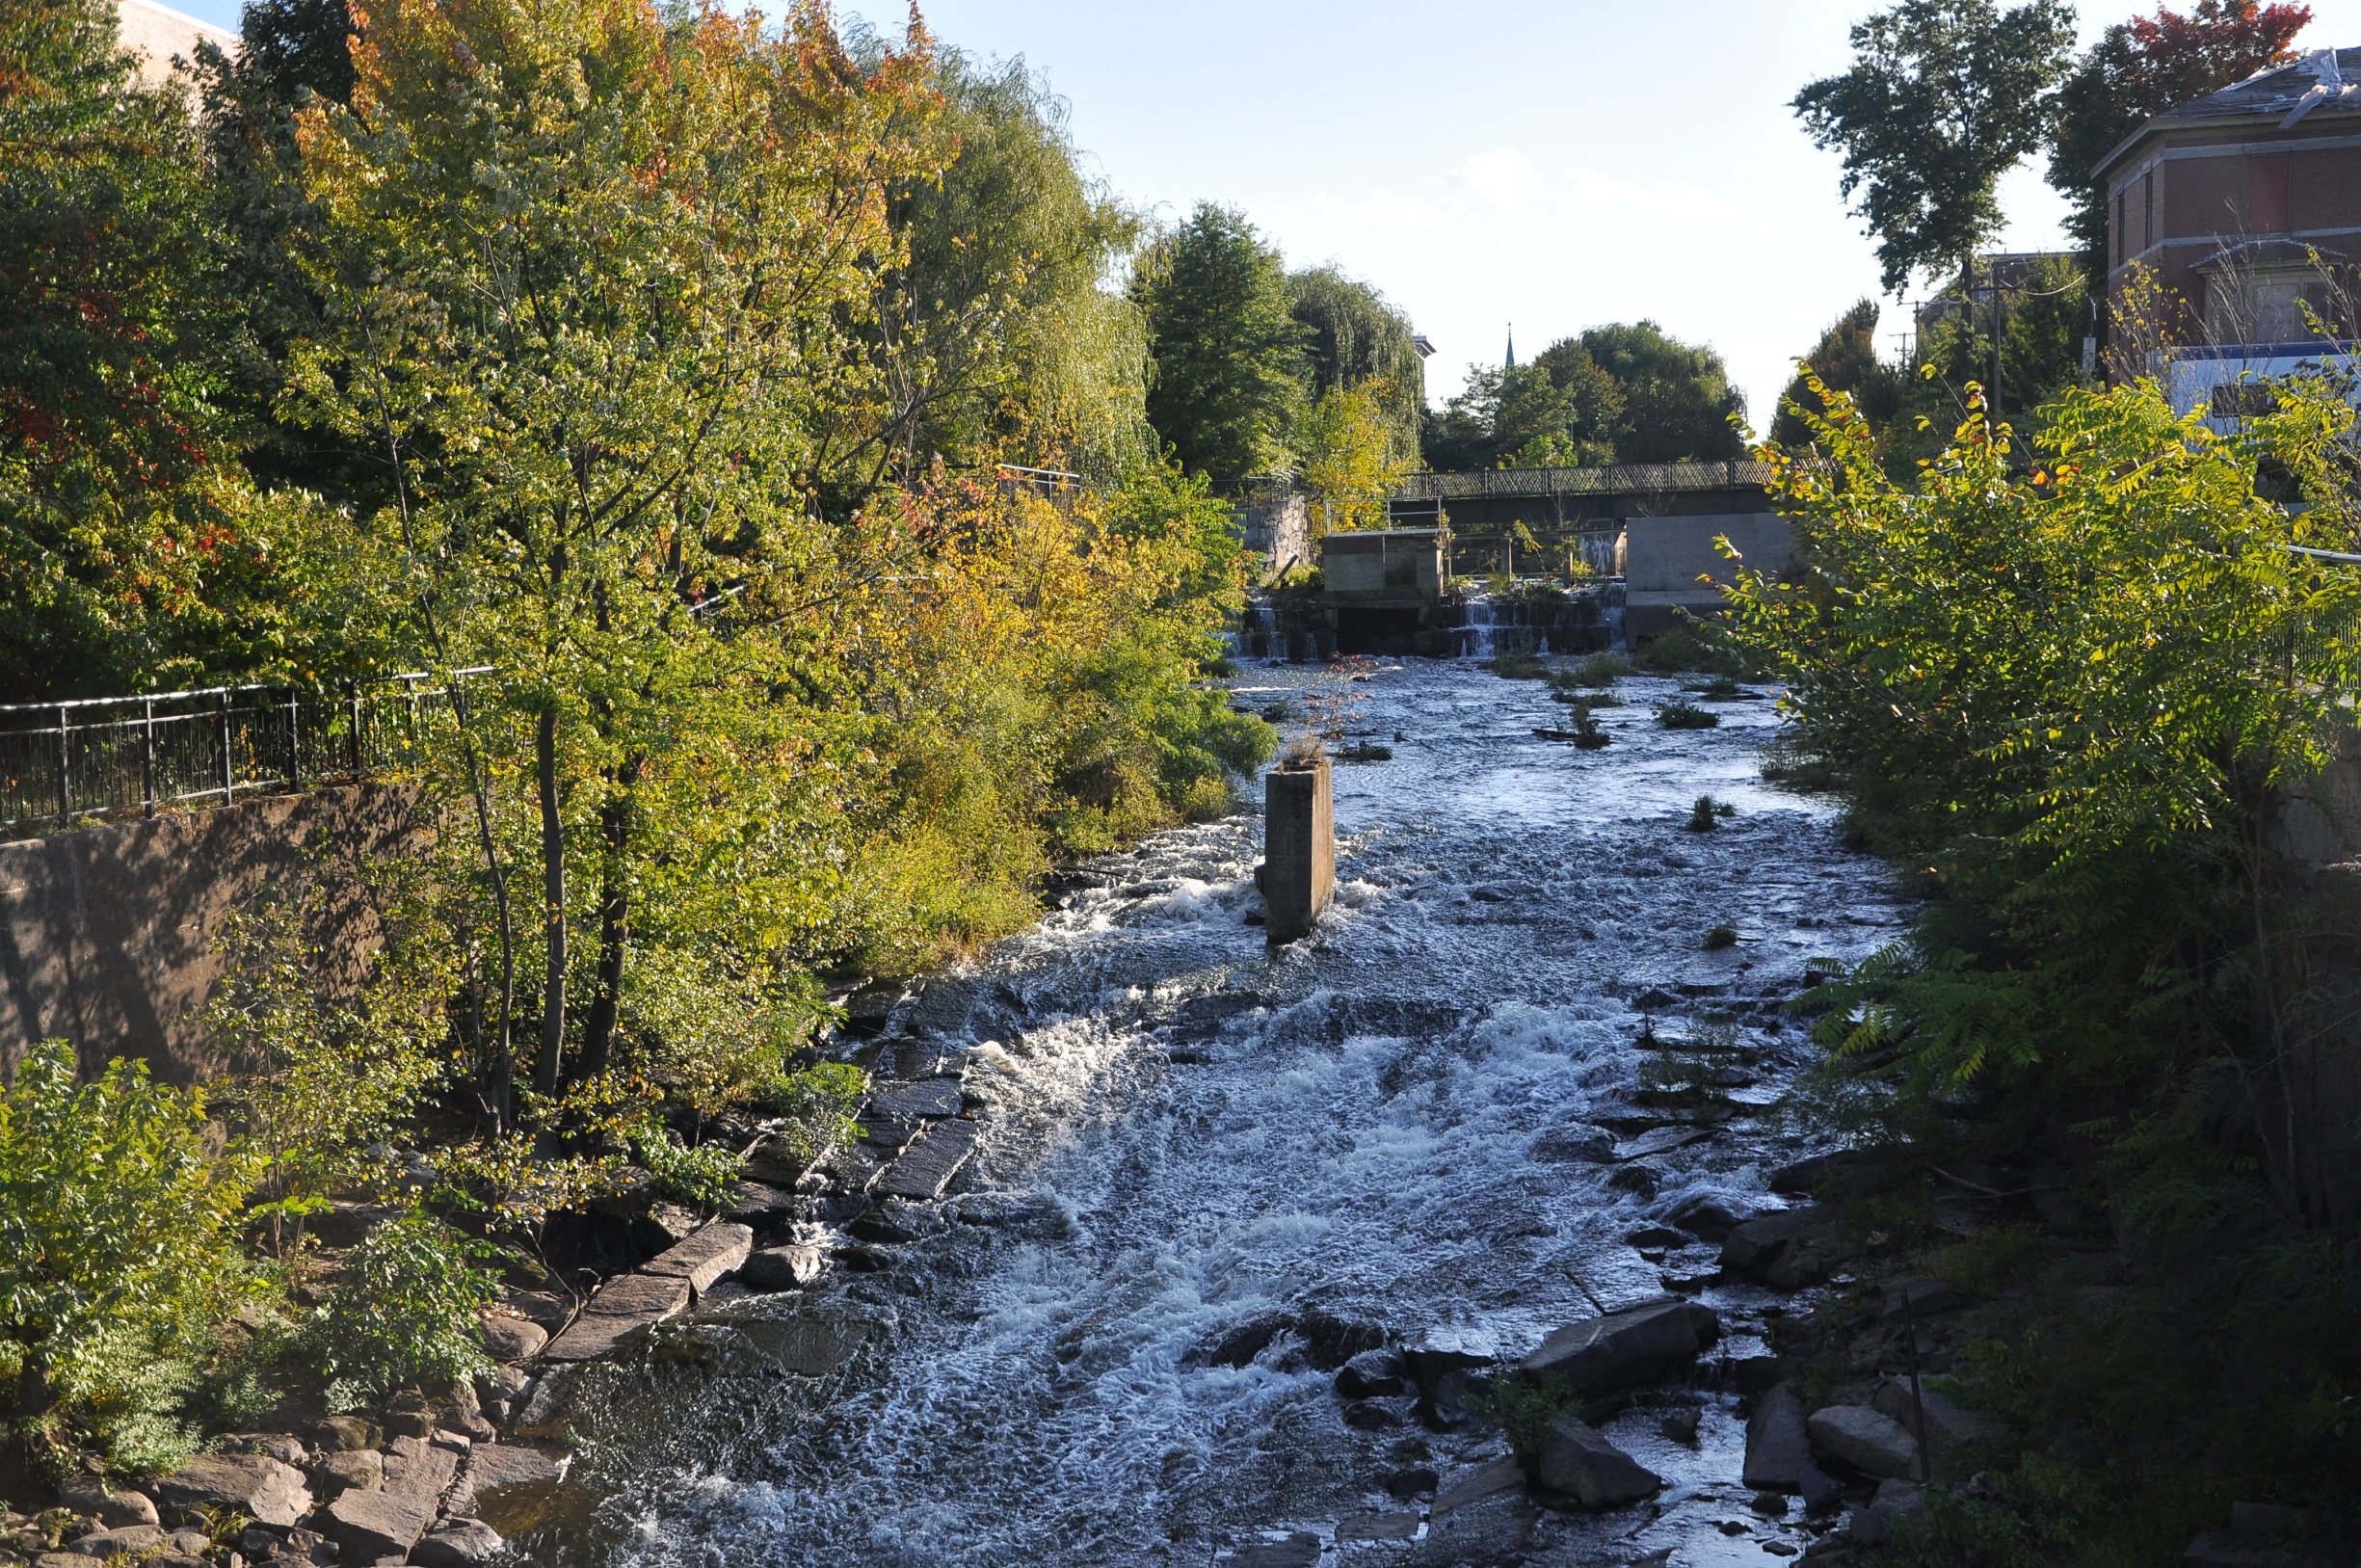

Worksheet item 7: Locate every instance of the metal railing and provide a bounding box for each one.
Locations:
[1392,459,1775,503]
[0,669,492,837]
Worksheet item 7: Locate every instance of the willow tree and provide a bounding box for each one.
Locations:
[1287,266,1423,466]
[287,0,940,1113]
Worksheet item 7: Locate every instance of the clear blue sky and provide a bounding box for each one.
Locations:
[162,0,2361,427]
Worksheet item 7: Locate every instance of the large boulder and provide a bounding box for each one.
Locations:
[1534,1419,1660,1510]
[411,1518,505,1568]
[1808,1403,1925,1481]
[154,1453,312,1528]
[55,1482,157,1528]
[447,1445,564,1535]
[1518,1299,1720,1396]
[479,1311,549,1363]
[65,1526,163,1558]
[642,1222,755,1295]
[320,1488,436,1564]
[740,1244,827,1291]
[307,1448,383,1501]
[1742,1386,1839,1508]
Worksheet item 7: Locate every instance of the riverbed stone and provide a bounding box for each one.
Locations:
[411,1517,504,1568]
[321,1488,434,1564]
[742,1135,816,1187]
[155,1453,312,1528]
[479,1312,548,1363]
[56,1482,157,1528]
[740,1243,828,1290]
[1519,1298,1721,1396]
[65,1526,162,1557]
[382,1432,464,1506]
[1535,1418,1660,1510]
[1808,1404,1924,1481]
[447,1445,563,1535]
[540,1271,691,1361]
[308,1448,383,1499]
[1336,1348,1407,1398]
[1871,1378,1997,1456]
[643,1222,755,1295]
[1743,1386,1840,1507]
[1338,1510,1420,1541]
[1233,1532,1320,1568]
[868,1078,965,1120]
[722,1180,802,1222]
[873,1119,981,1200]
[1433,1453,1525,1516]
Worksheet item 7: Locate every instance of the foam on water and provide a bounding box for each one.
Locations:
[533,659,1910,1567]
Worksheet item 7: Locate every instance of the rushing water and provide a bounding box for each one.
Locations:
[532,660,1909,1568]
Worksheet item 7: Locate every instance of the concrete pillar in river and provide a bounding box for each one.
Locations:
[1262,755,1334,943]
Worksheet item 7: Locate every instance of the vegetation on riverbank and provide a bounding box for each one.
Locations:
[1728,370,2361,1559]
[0,0,1276,1500]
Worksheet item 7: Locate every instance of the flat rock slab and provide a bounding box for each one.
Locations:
[644,1222,755,1294]
[65,1526,163,1557]
[874,1119,981,1201]
[1613,1126,1712,1162]
[411,1517,504,1568]
[741,1243,828,1290]
[868,1078,965,1119]
[381,1432,464,1506]
[156,1453,312,1528]
[1809,1403,1924,1481]
[479,1312,548,1363]
[447,1445,563,1535]
[541,1271,692,1361]
[1232,1533,1320,1567]
[1743,1385,1837,1506]
[1519,1298,1721,1397]
[1337,1510,1420,1542]
[322,1488,436,1563]
[1433,1453,1525,1516]
[722,1180,801,1221]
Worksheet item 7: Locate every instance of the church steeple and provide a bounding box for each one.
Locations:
[1504,324,1516,369]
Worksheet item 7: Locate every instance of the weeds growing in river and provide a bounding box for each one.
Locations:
[1658,702,1721,731]
[1685,795,1736,832]
[1702,923,1739,950]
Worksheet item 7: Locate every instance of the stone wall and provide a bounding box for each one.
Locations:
[0,785,421,1083]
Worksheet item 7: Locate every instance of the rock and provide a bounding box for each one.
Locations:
[1416,1490,1536,1562]
[1870,1378,1997,1455]
[383,1405,438,1439]
[740,1244,827,1290]
[1341,1398,1409,1430]
[867,1079,964,1120]
[1234,1531,1320,1567]
[165,1530,210,1556]
[447,1446,564,1535]
[66,1526,162,1557]
[479,1312,549,1363]
[847,1205,929,1245]
[1626,1224,1690,1254]
[1433,1454,1525,1516]
[1720,1209,1822,1281]
[540,1271,692,1361]
[501,1290,571,1331]
[217,1433,307,1467]
[508,1365,593,1440]
[1535,1419,1660,1510]
[54,1483,157,1529]
[1808,1404,1925,1481]
[308,1449,383,1499]
[1382,1467,1439,1501]
[642,1222,755,1295]
[1752,1491,1791,1515]
[1730,1353,1785,1398]
[1743,1386,1840,1507]
[872,1119,981,1201]
[1530,1127,1616,1164]
[742,1135,816,1188]
[381,1432,464,1506]
[411,1518,504,1568]
[1847,1478,1925,1547]
[1518,1298,1721,1396]
[1295,1310,1387,1370]
[721,1180,801,1223]
[1881,1276,1971,1322]
[2182,1531,2328,1567]
[1669,1196,1744,1242]
[155,1454,312,1529]
[1769,1149,1893,1199]
[1337,1510,1420,1541]
[1658,1408,1701,1445]
[321,1488,435,1564]
[1336,1348,1407,1398]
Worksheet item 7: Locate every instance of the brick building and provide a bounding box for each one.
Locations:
[2097,47,2361,426]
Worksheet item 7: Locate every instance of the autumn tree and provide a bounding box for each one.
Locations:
[1793,0,2077,292]
[1131,203,1306,481]
[1298,381,1408,531]
[1287,266,1424,466]
[2048,2,2311,269]
[1772,300,1890,447]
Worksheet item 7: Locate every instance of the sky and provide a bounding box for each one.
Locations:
[162,0,2361,430]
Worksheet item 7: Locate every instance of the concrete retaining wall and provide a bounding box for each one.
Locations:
[0,785,421,1083]
[1622,513,1793,640]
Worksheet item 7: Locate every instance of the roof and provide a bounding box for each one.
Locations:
[2098,47,2361,177]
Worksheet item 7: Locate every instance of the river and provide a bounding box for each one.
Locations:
[526,659,1909,1567]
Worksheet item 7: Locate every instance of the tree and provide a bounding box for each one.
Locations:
[1298,380,1409,531]
[1793,0,2077,292]
[1578,321,1747,463]
[1424,348,1621,472]
[845,47,1151,497]
[1287,266,1423,465]
[1772,300,1890,446]
[1130,203,1306,480]
[2048,2,2310,269]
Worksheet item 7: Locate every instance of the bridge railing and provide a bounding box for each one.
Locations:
[1392,459,1776,503]
[0,669,491,837]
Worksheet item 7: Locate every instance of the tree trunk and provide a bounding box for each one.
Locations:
[534,703,566,1095]
[576,761,638,1082]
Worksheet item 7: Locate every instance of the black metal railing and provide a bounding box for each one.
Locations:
[0,669,492,837]
[1392,459,1774,502]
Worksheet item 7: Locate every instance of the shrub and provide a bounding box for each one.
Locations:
[1634,617,1757,677]
[0,1041,259,1477]
[1702,924,1739,950]
[1563,651,1632,687]
[627,1122,744,1209]
[304,1212,498,1410]
[1658,702,1720,730]
[1485,649,1547,679]
[1685,794,1735,832]
[1335,740,1393,762]
[762,1062,867,1167]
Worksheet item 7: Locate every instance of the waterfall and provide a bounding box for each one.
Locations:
[1457,594,1499,659]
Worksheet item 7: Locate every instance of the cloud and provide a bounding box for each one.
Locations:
[1313,189,1444,228]
[1563,167,1729,221]
[1452,147,1550,219]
